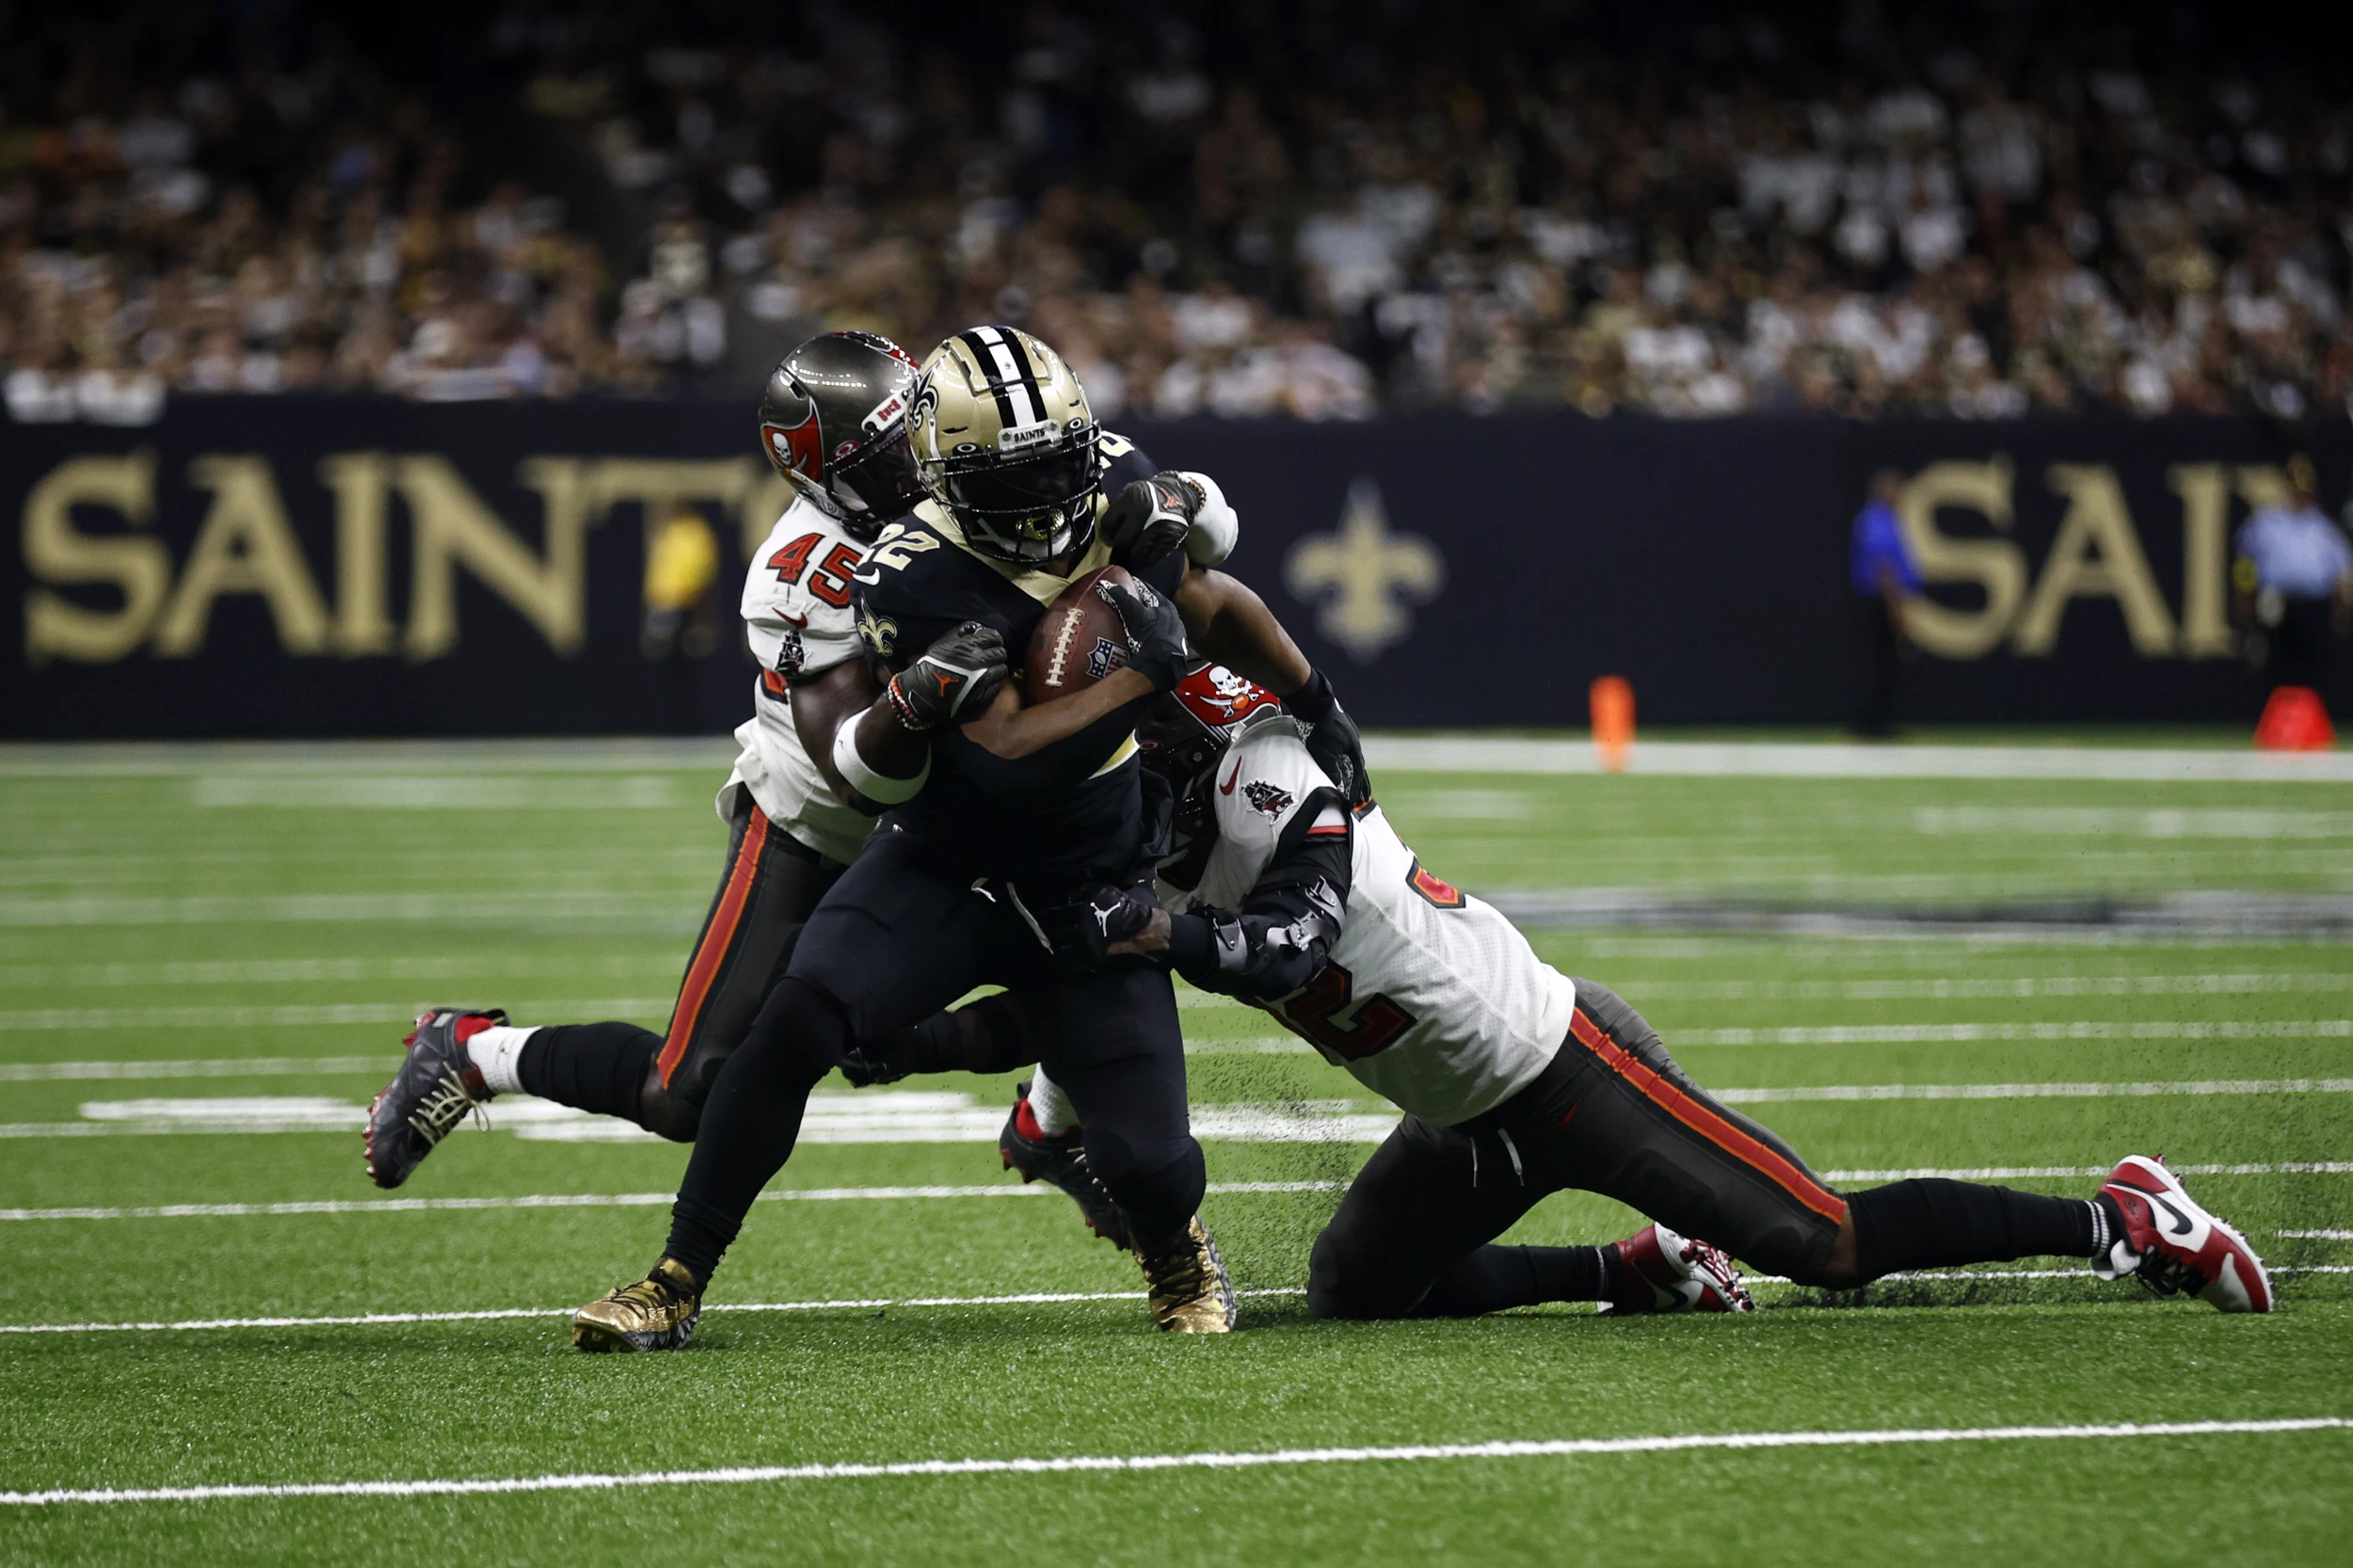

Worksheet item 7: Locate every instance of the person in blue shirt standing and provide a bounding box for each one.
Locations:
[2235,456,2353,698]
[1850,469,1923,738]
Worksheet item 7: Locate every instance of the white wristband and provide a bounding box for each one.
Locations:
[1178,471,1240,566]
[832,712,930,805]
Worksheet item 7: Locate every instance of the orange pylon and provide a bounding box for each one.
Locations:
[1591,676,1634,772]
[2255,686,2335,751]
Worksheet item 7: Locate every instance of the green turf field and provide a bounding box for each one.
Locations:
[2,737,2349,1564]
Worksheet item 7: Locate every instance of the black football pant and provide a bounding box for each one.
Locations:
[518,794,841,1140]
[664,827,1204,1285]
[1310,980,2096,1318]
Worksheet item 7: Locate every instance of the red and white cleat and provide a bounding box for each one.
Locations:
[2094,1155,2273,1314]
[1603,1223,1754,1313]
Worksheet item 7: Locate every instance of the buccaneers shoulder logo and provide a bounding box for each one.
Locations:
[1242,781,1294,818]
[772,626,807,678]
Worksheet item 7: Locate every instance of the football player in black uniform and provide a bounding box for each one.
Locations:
[362,331,1225,1187]
[571,326,1369,1347]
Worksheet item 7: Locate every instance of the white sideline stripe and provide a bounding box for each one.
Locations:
[9,1267,2353,1338]
[7,1418,2347,1506]
[1365,736,2353,783]
[1682,1019,2352,1046]
[0,1001,671,1032]
[0,1180,1347,1223]
[2280,1229,2353,1240]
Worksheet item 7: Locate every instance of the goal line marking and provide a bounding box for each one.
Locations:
[6,1418,2345,1507]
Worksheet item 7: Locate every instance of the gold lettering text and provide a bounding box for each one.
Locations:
[22,450,168,664]
[1895,457,2026,658]
[2012,464,2177,656]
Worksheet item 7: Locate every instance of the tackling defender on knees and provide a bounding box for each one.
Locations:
[976,670,2273,1320]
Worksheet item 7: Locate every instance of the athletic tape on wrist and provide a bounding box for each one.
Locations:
[833,712,930,805]
[1178,471,1239,566]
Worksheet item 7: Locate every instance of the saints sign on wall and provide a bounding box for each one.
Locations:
[1284,478,1445,663]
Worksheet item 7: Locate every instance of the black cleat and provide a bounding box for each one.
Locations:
[363,1007,506,1190]
[999,1082,1134,1250]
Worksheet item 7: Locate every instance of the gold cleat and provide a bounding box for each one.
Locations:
[571,1257,703,1352]
[1134,1216,1238,1333]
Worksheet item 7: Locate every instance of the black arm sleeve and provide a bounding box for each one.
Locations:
[1166,787,1353,1000]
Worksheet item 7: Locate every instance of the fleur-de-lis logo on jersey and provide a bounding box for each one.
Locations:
[856,605,899,660]
[1284,478,1444,663]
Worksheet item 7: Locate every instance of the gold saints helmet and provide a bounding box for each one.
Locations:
[908,326,1103,564]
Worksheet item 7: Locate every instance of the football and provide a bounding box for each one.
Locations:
[1024,564,1137,702]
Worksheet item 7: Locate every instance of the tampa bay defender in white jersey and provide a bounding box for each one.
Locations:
[1004,666,2274,1321]
[364,329,956,1180]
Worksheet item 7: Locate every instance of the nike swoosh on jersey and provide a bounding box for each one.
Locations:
[1220,760,1241,795]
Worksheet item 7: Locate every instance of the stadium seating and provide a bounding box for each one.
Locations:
[2,2,2347,421]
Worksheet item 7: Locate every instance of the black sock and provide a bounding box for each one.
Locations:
[518,1023,661,1126]
[1417,1245,1610,1317]
[1848,1178,2099,1282]
[663,978,845,1284]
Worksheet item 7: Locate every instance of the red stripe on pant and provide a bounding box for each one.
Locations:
[1566,1007,1848,1224]
[656,806,772,1086]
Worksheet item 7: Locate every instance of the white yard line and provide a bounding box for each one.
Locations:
[1679,1019,2352,1046]
[0,955,683,989]
[8,1262,2353,1339]
[0,894,698,928]
[1616,973,2353,1001]
[5,1417,2346,1506]
[0,1289,1307,1336]
[0,1180,1348,1223]
[0,1000,672,1032]
[4,1070,2344,1142]
[1819,1161,2353,1180]
[0,1057,399,1081]
[3,1163,2345,1225]
[1713,1079,2353,1103]
[1365,738,2353,783]
[2279,1229,2353,1240]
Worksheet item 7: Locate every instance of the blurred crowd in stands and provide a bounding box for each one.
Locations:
[5,1,2351,423]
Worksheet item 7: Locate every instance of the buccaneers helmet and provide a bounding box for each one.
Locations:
[1140,662,1289,881]
[908,326,1103,564]
[756,329,924,542]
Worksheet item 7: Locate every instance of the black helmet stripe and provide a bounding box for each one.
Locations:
[960,325,1045,428]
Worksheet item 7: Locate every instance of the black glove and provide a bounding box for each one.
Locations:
[888,621,1008,730]
[835,1044,909,1088]
[1038,883,1161,970]
[1101,474,1202,570]
[1286,668,1370,808]
[1096,574,1191,690]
